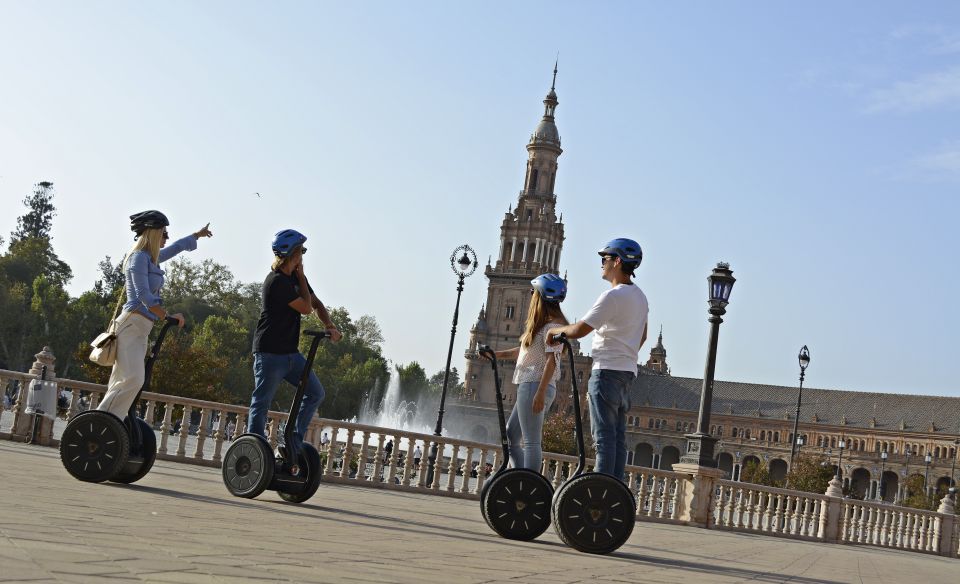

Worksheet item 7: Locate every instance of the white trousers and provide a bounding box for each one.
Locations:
[97,311,154,418]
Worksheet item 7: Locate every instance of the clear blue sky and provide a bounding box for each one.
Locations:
[2,2,958,398]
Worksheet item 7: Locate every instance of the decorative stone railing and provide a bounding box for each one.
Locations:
[839,498,947,554]
[712,480,829,540]
[1,362,957,558]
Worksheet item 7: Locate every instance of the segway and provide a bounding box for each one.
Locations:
[222,329,328,503]
[477,344,553,540]
[60,316,178,483]
[551,333,636,554]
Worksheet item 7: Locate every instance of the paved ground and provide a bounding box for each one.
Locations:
[1,441,957,584]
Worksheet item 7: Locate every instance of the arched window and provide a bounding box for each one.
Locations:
[676,421,683,431]
[831,437,837,448]
[633,417,640,427]
[648,418,654,429]
[760,430,766,441]
[718,426,724,437]
[774,431,779,442]
[732,427,739,438]
[745,429,751,440]
[530,168,539,191]
[817,436,824,447]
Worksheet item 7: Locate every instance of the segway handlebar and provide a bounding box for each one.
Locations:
[283,329,330,451]
[477,344,496,362]
[303,329,330,339]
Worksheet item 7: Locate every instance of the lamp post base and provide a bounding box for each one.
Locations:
[679,433,718,467]
[424,442,438,487]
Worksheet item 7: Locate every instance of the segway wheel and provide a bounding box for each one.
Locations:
[222,434,275,498]
[481,468,553,541]
[110,418,158,484]
[60,411,130,483]
[278,443,322,504]
[552,473,636,554]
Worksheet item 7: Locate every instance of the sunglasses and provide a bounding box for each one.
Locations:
[162,231,170,239]
[601,255,616,266]
[300,246,307,255]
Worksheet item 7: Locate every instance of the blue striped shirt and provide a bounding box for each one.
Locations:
[122,235,198,320]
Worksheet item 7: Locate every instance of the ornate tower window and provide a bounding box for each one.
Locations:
[505,305,516,320]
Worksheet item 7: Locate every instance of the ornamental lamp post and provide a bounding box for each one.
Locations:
[950,438,959,489]
[836,439,846,482]
[680,262,736,467]
[924,452,933,505]
[878,450,888,502]
[788,346,811,478]
[425,245,478,487]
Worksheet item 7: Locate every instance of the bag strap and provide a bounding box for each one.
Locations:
[107,252,130,331]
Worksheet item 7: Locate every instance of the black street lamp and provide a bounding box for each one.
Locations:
[680,262,736,467]
[951,439,960,488]
[924,452,933,505]
[836,438,846,480]
[425,245,478,487]
[878,451,888,502]
[788,346,811,476]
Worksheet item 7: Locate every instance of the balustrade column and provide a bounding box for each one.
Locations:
[446,445,459,492]
[371,434,385,482]
[234,413,246,440]
[158,401,173,455]
[401,439,416,487]
[143,400,156,428]
[194,407,210,459]
[212,413,226,463]
[67,388,81,421]
[459,447,474,494]
[340,428,355,479]
[176,405,192,457]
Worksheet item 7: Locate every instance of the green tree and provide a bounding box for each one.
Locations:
[396,361,431,402]
[10,181,56,244]
[784,453,833,494]
[901,474,938,511]
[542,411,578,456]
[741,460,776,487]
[192,315,253,403]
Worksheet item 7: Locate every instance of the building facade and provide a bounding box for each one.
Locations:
[628,336,960,502]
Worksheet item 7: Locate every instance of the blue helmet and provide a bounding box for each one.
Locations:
[272,229,307,258]
[531,273,567,303]
[598,238,643,267]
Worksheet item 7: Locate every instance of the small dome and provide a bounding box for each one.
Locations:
[530,119,560,145]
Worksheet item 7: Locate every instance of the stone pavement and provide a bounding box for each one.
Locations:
[1,441,957,584]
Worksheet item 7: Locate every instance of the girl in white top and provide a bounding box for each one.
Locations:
[493,274,568,471]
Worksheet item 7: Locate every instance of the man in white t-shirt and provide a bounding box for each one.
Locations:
[548,238,648,480]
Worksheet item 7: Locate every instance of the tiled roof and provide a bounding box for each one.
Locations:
[631,373,960,435]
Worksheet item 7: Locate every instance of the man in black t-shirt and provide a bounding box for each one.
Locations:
[246,229,342,454]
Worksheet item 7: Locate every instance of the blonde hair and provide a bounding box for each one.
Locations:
[520,291,568,348]
[271,245,302,271]
[129,228,163,264]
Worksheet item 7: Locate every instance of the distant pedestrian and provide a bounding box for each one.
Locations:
[413,444,422,469]
[383,439,394,463]
[225,420,236,441]
[320,431,330,447]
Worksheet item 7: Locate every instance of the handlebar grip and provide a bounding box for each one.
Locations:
[303,329,330,339]
[549,332,568,344]
[164,316,180,325]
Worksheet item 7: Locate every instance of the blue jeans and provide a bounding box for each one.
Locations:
[247,352,325,454]
[588,369,634,480]
[506,382,556,472]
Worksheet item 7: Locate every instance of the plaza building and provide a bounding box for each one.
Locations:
[629,333,960,502]
[449,69,960,503]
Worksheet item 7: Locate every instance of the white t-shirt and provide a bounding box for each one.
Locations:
[582,283,649,373]
[512,322,563,385]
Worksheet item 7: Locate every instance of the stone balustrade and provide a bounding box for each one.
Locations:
[1,365,957,558]
[712,480,829,539]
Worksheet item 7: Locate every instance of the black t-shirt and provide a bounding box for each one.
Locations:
[252,271,313,354]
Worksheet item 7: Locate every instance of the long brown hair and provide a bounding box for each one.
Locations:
[520,291,568,348]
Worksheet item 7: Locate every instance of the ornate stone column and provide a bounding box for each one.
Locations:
[12,346,57,444]
[672,463,727,527]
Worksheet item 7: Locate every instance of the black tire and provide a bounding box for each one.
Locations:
[60,411,130,483]
[110,418,158,484]
[552,472,636,554]
[278,443,322,504]
[481,469,553,541]
[222,434,275,498]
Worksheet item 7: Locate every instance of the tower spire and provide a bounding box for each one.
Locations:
[551,56,558,92]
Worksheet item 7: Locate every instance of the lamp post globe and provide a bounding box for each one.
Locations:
[425,244,478,487]
[680,262,736,467]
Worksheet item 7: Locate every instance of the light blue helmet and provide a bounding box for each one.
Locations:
[598,238,643,267]
[531,273,567,303]
[272,229,307,258]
